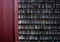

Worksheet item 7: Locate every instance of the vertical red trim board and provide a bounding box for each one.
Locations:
[14,0,18,42]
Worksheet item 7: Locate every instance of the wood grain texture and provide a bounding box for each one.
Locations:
[0,0,15,42]
[0,0,4,42]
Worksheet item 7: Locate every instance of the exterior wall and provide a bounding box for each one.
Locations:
[0,0,17,42]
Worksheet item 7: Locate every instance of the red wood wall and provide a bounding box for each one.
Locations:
[14,0,18,42]
[0,0,18,42]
